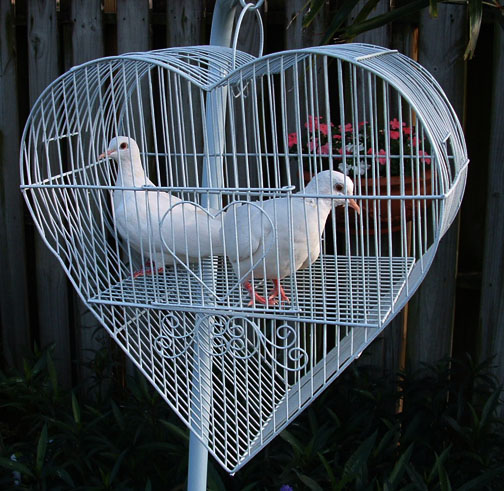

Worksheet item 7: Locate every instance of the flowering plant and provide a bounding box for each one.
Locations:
[288,116,431,177]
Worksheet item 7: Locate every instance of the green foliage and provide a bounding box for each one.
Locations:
[0,348,503,490]
[302,0,502,60]
[0,347,189,490]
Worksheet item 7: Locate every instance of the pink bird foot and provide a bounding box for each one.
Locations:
[133,263,164,278]
[244,281,277,306]
[268,279,290,304]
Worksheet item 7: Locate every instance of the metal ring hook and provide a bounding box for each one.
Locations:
[238,0,265,10]
[232,2,264,71]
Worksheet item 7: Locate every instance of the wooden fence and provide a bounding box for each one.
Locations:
[0,0,502,399]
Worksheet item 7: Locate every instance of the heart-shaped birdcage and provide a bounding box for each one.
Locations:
[20,35,468,473]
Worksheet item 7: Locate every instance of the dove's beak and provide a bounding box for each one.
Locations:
[98,149,114,160]
[348,199,360,214]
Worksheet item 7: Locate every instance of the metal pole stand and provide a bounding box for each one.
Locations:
[187,0,239,489]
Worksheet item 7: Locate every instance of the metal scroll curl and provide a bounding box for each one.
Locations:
[153,312,308,372]
[153,312,195,359]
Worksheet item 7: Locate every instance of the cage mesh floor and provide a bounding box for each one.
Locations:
[89,255,415,328]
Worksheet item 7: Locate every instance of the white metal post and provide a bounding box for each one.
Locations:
[187,1,239,489]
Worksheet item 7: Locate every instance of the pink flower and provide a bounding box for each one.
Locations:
[333,134,342,140]
[419,150,431,164]
[378,149,387,165]
[338,123,353,133]
[410,136,418,147]
[359,121,368,127]
[390,130,400,140]
[288,132,298,148]
[320,143,330,154]
[308,138,318,151]
[390,118,405,130]
[367,148,386,164]
[319,123,329,136]
[403,126,412,136]
[304,115,321,132]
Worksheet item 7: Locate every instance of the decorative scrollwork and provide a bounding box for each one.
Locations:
[153,312,309,372]
[154,312,195,359]
[196,315,309,372]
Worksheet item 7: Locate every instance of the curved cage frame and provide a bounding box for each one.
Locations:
[20,43,468,472]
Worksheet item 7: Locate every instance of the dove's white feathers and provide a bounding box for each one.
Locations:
[106,136,223,266]
[223,170,358,284]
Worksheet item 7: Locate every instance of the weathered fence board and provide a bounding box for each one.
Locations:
[284,0,328,49]
[406,4,467,369]
[167,0,205,48]
[478,24,504,414]
[350,0,406,374]
[70,0,106,386]
[117,0,150,54]
[27,0,72,385]
[0,0,31,369]
[0,1,502,399]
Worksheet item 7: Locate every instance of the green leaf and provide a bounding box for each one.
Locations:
[55,468,75,487]
[318,452,336,484]
[303,0,326,28]
[207,461,228,491]
[340,0,429,41]
[294,469,324,491]
[46,351,59,397]
[437,460,452,491]
[374,425,399,456]
[386,443,414,489]
[71,391,81,425]
[429,0,439,17]
[23,358,32,381]
[464,0,483,59]
[280,429,304,457]
[0,457,35,478]
[342,430,377,482]
[36,423,48,473]
[110,400,124,430]
[159,420,189,442]
[352,0,382,27]
[136,442,181,453]
[405,463,428,491]
[326,408,341,428]
[110,448,128,484]
[241,484,260,491]
[480,387,500,428]
[428,446,452,484]
[458,466,504,491]
[321,0,364,44]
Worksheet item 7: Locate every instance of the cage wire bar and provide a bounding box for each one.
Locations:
[20,3,468,477]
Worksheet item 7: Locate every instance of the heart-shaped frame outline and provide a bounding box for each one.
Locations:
[158,198,283,305]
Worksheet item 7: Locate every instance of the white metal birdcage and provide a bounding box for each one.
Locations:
[20,35,468,473]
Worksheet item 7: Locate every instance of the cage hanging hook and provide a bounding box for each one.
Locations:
[238,0,264,10]
[231,2,264,71]
[230,2,264,98]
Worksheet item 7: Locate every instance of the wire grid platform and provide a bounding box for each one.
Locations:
[20,43,468,472]
[89,255,415,327]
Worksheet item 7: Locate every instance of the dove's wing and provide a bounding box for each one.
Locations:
[159,199,224,259]
[223,202,274,263]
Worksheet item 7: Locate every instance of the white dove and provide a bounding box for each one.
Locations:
[223,170,360,305]
[100,136,224,277]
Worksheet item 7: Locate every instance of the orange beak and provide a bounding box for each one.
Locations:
[348,198,360,214]
[98,149,114,160]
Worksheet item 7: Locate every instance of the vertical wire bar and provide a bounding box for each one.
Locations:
[189,5,240,487]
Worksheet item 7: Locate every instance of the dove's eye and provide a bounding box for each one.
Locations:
[335,183,344,192]
[119,142,128,150]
